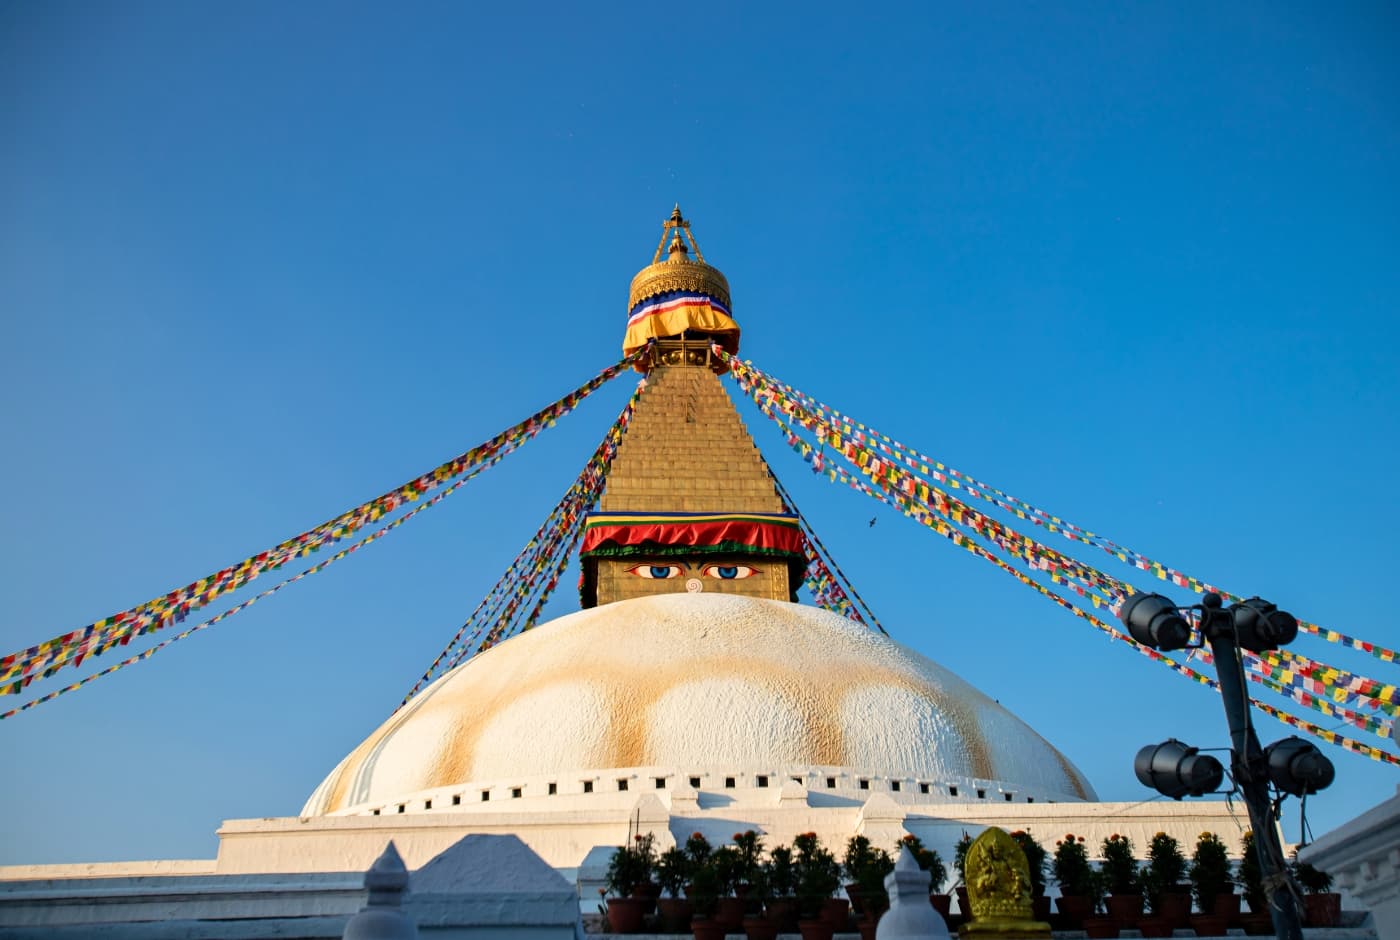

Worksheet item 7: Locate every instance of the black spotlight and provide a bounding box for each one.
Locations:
[1134,739,1225,799]
[1229,596,1298,652]
[1119,593,1193,651]
[1263,736,1336,797]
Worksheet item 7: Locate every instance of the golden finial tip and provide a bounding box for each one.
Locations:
[667,231,689,259]
[630,208,730,313]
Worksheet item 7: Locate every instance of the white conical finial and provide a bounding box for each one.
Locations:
[344,841,420,940]
[876,845,950,939]
[894,846,921,873]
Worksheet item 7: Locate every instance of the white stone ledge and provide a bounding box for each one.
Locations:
[0,860,217,882]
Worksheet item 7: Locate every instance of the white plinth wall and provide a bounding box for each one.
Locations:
[1298,784,1400,939]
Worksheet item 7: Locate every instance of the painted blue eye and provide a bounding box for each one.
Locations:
[702,564,757,580]
[626,564,683,579]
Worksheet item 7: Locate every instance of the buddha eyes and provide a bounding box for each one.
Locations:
[625,564,760,580]
[701,564,758,580]
[627,564,684,579]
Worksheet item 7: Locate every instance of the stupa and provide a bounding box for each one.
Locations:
[243,209,1239,879]
[302,208,1095,830]
[0,210,1249,937]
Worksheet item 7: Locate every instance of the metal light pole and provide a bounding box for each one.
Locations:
[1198,595,1304,940]
[1120,591,1334,940]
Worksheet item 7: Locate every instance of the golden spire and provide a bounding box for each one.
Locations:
[627,205,731,313]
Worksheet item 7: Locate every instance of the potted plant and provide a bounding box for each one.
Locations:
[1080,872,1118,940]
[793,831,842,940]
[1189,831,1235,924]
[857,846,895,923]
[711,845,746,932]
[953,830,975,919]
[1010,830,1051,921]
[765,845,800,932]
[1237,831,1272,934]
[683,832,713,890]
[1142,832,1190,932]
[1099,833,1143,927]
[1051,834,1097,927]
[742,863,778,940]
[633,833,661,912]
[604,833,655,934]
[897,834,950,917]
[687,856,724,940]
[842,835,876,914]
[1293,854,1341,927]
[733,830,765,909]
[842,835,893,917]
[657,847,694,932]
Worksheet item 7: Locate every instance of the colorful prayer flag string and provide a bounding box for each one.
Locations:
[724,350,1131,609]
[768,468,886,634]
[0,445,504,720]
[718,350,1399,666]
[398,378,647,707]
[0,352,643,697]
[718,346,1397,715]
[718,347,1399,765]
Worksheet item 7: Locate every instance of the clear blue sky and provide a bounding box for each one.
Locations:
[1,2,1396,865]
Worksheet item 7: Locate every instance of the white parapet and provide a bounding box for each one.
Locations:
[209,788,1254,878]
[0,834,580,939]
[1298,784,1400,939]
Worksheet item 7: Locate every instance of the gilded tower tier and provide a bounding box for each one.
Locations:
[579,208,806,607]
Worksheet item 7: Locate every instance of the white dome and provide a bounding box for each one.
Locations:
[305,594,1095,814]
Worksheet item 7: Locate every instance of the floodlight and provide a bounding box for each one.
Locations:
[1119,592,1192,651]
[1134,739,1225,799]
[1263,736,1335,797]
[1229,596,1298,652]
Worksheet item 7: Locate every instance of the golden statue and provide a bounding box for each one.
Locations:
[959,827,1051,939]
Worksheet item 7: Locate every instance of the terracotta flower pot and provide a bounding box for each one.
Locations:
[1303,892,1342,927]
[658,897,694,932]
[1211,891,1241,918]
[743,914,779,940]
[1083,917,1118,939]
[857,913,881,940]
[845,882,864,914]
[1054,892,1093,928]
[690,916,727,940]
[1153,889,1191,927]
[607,896,645,934]
[1105,892,1143,927]
[766,899,800,933]
[715,896,746,932]
[797,919,835,940]
[1137,915,1173,938]
[928,893,952,919]
[955,886,970,917]
[820,897,850,930]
